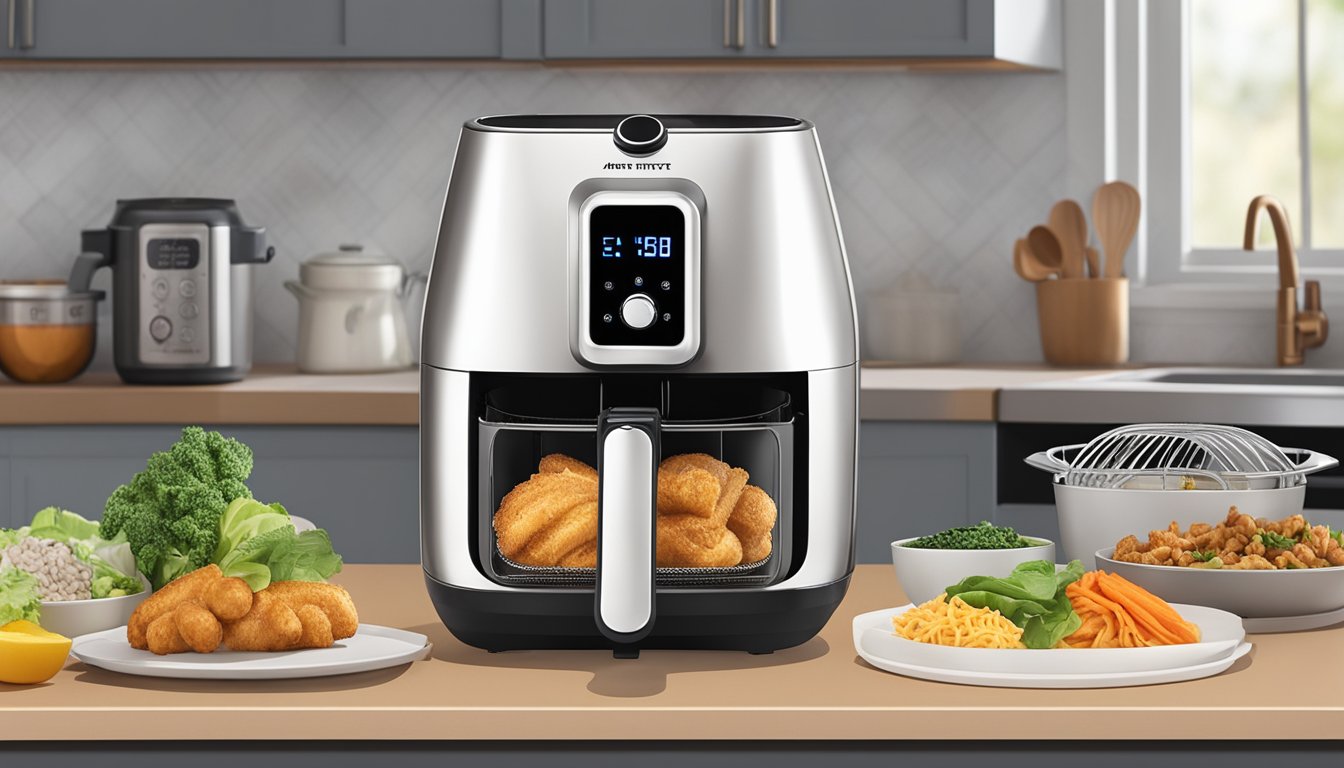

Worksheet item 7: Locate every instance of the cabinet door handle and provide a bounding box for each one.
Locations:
[735,0,745,49]
[20,0,32,49]
[723,0,731,47]
[7,0,14,49]
[766,0,778,48]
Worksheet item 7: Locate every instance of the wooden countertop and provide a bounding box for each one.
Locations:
[0,364,1120,425]
[0,366,419,425]
[3,563,1333,741]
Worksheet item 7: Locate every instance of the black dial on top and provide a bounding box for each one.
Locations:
[613,115,667,155]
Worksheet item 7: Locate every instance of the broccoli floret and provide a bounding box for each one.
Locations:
[100,427,253,589]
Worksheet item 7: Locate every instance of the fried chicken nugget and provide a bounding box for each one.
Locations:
[516,500,598,566]
[655,467,721,519]
[222,589,303,652]
[728,484,777,563]
[146,612,191,655]
[493,470,599,559]
[173,599,223,653]
[292,604,335,649]
[538,453,598,481]
[127,564,223,650]
[203,576,254,622]
[263,581,359,640]
[659,453,731,487]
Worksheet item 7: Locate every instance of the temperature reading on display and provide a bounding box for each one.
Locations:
[601,236,623,258]
[634,236,673,258]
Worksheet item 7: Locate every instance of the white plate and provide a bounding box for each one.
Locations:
[855,640,1252,689]
[71,624,430,680]
[1242,604,1344,634]
[854,603,1245,676]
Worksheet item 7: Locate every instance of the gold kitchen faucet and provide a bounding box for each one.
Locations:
[1244,195,1328,366]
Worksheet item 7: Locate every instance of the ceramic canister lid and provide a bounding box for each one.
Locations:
[299,244,405,292]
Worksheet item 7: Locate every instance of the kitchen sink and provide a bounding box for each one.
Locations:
[1131,370,1344,388]
[998,367,1344,427]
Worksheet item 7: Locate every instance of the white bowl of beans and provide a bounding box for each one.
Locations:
[38,574,151,639]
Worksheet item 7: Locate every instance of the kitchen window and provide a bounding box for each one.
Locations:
[1142,0,1344,285]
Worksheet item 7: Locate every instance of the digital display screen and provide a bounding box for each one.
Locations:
[147,238,200,270]
[588,204,685,347]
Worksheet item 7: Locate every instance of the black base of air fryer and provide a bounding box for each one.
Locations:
[424,572,851,655]
[114,364,250,385]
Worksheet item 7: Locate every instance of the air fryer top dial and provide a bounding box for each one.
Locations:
[613,115,667,155]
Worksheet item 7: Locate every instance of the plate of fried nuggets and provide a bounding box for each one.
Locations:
[70,564,430,680]
[127,564,360,655]
[494,452,778,569]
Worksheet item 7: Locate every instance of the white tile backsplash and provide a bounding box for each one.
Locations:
[0,66,1066,368]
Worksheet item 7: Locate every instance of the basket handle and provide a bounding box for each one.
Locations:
[1287,448,1340,477]
[1024,445,1082,476]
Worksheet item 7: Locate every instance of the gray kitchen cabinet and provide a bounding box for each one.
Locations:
[0,0,540,59]
[0,426,419,564]
[544,0,744,59]
[856,421,996,564]
[543,0,1058,68]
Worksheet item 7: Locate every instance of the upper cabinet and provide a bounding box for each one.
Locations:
[542,0,1060,68]
[0,0,542,59]
[0,0,1056,67]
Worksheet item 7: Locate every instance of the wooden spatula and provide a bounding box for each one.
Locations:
[1048,200,1088,279]
[1093,181,1141,279]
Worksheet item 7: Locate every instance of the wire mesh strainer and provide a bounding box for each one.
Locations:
[1025,423,1338,490]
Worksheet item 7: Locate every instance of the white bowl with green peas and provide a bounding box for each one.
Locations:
[891,524,1055,605]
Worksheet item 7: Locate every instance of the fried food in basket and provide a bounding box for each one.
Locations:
[129,567,359,655]
[493,452,776,568]
[1114,507,1344,570]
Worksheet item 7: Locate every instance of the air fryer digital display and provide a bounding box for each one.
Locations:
[588,205,685,347]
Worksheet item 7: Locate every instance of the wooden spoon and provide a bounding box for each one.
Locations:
[1027,226,1065,280]
[1084,246,1101,279]
[1093,181,1141,278]
[1013,238,1056,282]
[1048,200,1089,279]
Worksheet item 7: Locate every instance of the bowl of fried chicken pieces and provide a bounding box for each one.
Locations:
[1096,507,1344,618]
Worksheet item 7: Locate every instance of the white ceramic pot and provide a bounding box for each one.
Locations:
[285,245,423,373]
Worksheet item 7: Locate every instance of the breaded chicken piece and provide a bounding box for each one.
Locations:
[173,599,223,653]
[222,589,303,652]
[146,612,191,655]
[293,604,335,649]
[537,453,598,482]
[128,564,222,650]
[264,581,359,640]
[204,577,253,622]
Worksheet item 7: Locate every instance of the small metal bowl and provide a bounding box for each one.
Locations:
[0,281,103,383]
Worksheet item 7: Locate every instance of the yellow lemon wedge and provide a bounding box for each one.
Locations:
[0,620,72,685]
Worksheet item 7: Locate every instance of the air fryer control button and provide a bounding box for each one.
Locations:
[603,281,614,291]
[602,313,613,323]
[180,302,199,319]
[620,294,657,330]
[661,280,671,291]
[613,115,667,156]
[634,276,644,287]
[663,313,672,322]
[180,327,195,343]
[149,316,172,342]
[179,279,197,298]
[152,279,169,299]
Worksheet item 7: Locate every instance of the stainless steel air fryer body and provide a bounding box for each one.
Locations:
[69,198,274,384]
[421,114,858,654]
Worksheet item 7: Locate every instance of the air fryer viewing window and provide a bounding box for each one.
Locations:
[587,204,685,347]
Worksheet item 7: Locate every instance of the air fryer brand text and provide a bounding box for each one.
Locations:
[602,162,672,171]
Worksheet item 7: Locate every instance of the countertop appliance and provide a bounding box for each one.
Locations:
[69,198,274,384]
[285,244,421,373]
[420,113,859,655]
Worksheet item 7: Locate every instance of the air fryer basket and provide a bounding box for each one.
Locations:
[477,375,797,587]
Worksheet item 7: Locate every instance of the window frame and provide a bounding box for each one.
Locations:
[1143,0,1344,286]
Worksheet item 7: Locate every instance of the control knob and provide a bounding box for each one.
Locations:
[620,294,658,330]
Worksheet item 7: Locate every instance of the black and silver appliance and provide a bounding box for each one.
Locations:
[69,198,274,384]
[420,114,859,655]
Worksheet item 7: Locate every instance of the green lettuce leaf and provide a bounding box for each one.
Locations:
[943,559,1084,649]
[0,566,42,625]
[214,503,343,592]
